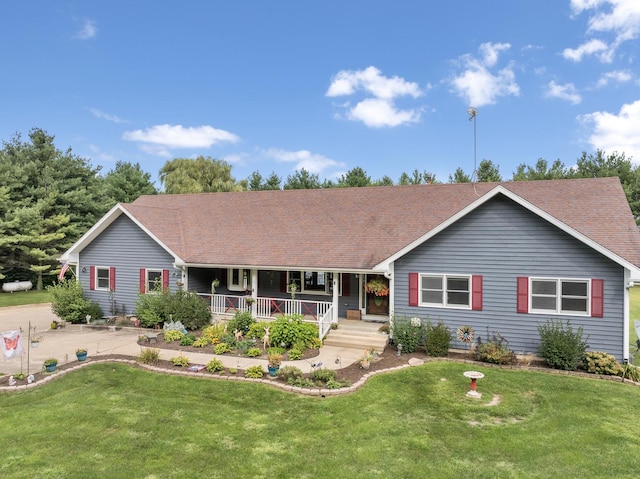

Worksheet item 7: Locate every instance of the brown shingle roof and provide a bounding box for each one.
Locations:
[123,177,640,270]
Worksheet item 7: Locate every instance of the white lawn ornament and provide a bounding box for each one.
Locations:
[8,376,16,386]
[234,329,243,342]
[27,374,35,384]
[263,326,270,349]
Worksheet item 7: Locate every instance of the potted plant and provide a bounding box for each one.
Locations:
[365,277,389,297]
[267,351,283,377]
[76,348,88,362]
[30,336,43,348]
[244,295,255,306]
[43,358,58,372]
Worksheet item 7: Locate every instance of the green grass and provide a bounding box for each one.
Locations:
[1,362,640,478]
[0,290,50,307]
[630,287,640,364]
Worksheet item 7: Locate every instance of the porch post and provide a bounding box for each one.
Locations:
[332,272,339,323]
[251,268,258,317]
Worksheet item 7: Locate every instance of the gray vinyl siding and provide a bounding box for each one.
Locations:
[79,215,177,316]
[394,195,625,359]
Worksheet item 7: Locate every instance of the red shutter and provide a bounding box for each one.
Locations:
[280,272,287,292]
[109,267,116,292]
[471,275,483,311]
[409,273,419,306]
[162,270,170,291]
[591,279,604,318]
[139,269,146,293]
[342,273,350,296]
[89,266,95,290]
[517,277,528,313]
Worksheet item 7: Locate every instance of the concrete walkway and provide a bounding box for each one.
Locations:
[0,304,366,376]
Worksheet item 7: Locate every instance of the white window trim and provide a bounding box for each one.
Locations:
[228,268,248,292]
[95,266,111,292]
[419,273,471,310]
[145,269,163,294]
[529,277,591,316]
[287,271,341,296]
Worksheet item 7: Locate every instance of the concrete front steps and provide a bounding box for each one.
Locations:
[323,319,389,351]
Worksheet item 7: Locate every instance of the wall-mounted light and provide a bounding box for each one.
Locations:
[81,267,87,273]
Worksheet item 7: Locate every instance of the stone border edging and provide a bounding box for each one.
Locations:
[1,355,639,395]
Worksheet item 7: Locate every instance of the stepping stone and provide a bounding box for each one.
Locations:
[408,357,424,367]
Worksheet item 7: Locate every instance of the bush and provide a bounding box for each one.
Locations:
[288,348,302,360]
[47,281,103,324]
[247,347,262,357]
[583,351,623,376]
[390,316,422,353]
[180,334,196,346]
[310,368,337,382]
[202,323,225,344]
[137,348,160,365]
[206,358,225,373]
[246,321,270,340]
[227,311,256,335]
[424,321,451,357]
[163,330,184,343]
[475,340,517,365]
[538,319,589,371]
[270,314,317,348]
[135,290,211,330]
[192,337,210,348]
[245,365,264,378]
[134,289,168,328]
[277,365,303,382]
[214,343,233,355]
[170,353,189,366]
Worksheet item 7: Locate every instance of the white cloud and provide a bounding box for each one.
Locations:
[326,66,423,128]
[580,99,640,160]
[263,148,345,174]
[450,42,520,107]
[74,19,97,40]
[545,81,582,104]
[596,69,632,87]
[88,108,129,124]
[566,0,640,62]
[122,124,239,155]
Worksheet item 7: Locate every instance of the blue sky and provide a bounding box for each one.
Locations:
[1,1,639,187]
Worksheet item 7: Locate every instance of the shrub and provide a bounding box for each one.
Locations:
[475,340,517,365]
[277,365,303,382]
[192,337,210,348]
[47,281,103,324]
[424,321,451,357]
[583,351,623,376]
[214,342,233,355]
[390,316,422,353]
[246,321,270,340]
[288,348,302,360]
[245,365,264,378]
[326,378,351,389]
[135,288,168,328]
[162,291,212,330]
[163,330,185,343]
[538,319,589,371]
[202,323,225,344]
[137,347,160,365]
[170,353,190,367]
[621,363,640,382]
[227,311,256,335]
[206,358,225,373]
[247,347,262,357]
[180,334,196,346]
[310,368,337,382]
[270,314,317,348]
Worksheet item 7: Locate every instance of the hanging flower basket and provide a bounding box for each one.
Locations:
[365,278,389,297]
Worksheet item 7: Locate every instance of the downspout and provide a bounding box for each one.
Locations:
[251,269,258,317]
[332,273,339,323]
[624,269,631,362]
[385,265,394,319]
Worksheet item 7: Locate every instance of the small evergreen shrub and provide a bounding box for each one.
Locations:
[162,291,212,330]
[390,316,422,353]
[538,319,589,371]
[583,351,623,376]
[245,365,264,378]
[137,347,160,365]
[424,321,451,357]
[277,365,303,382]
[206,358,225,373]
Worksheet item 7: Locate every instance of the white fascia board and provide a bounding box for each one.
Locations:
[176,260,381,274]
[375,185,640,277]
[59,203,183,265]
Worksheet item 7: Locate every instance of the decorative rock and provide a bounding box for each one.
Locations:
[408,357,425,367]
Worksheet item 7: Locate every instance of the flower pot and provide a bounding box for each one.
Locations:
[30,342,39,348]
[268,365,279,377]
[44,363,57,373]
[76,352,88,362]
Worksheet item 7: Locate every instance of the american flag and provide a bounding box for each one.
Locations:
[58,262,70,281]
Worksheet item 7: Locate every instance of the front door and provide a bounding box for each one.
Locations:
[364,274,389,316]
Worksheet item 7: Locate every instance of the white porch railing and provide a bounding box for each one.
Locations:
[198,293,334,339]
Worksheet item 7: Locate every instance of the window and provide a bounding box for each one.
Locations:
[90,266,115,291]
[286,271,341,295]
[530,278,589,315]
[139,268,168,294]
[228,268,248,291]
[419,274,471,309]
[147,270,163,293]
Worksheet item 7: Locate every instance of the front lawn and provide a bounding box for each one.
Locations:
[1,362,639,478]
[0,290,50,307]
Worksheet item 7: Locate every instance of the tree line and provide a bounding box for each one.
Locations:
[1,127,638,287]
